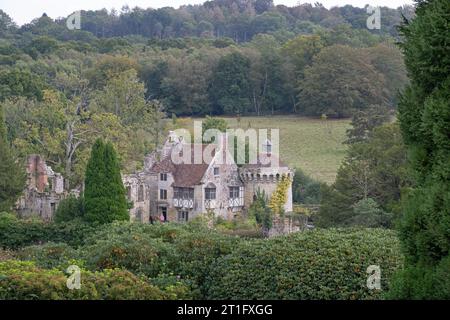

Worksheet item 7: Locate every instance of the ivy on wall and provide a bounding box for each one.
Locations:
[269,175,291,215]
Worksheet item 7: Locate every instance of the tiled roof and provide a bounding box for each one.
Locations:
[149,144,216,187]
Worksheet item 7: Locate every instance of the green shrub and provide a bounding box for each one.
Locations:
[205,228,403,299]
[78,220,239,297]
[81,226,179,278]
[350,198,393,228]
[173,228,239,297]
[387,255,450,300]
[292,168,323,204]
[214,215,261,238]
[0,212,97,249]
[16,242,78,269]
[0,260,188,300]
[0,213,45,249]
[0,248,14,261]
[83,221,188,245]
[54,196,85,223]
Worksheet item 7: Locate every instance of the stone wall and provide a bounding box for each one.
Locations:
[16,155,67,221]
[123,173,151,223]
[241,167,294,213]
[268,216,301,237]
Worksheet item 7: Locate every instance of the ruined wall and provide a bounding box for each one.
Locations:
[26,155,48,192]
[17,155,67,221]
[268,216,301,237]
[122,173,151,223]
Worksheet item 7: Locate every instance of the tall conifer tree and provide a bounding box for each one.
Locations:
[84,139,129,223]
[389,0,450,298]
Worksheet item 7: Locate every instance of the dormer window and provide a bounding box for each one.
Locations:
[214,167,219,175]
[160,173,167,181]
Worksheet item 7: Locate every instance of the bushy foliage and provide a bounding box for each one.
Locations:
[292,168,323,204]
[318,123,409,227]
[392,0,450,299]
[1,216,408,300]
[214,216,262,239]
[387,256,450,300]
[205,228,402,299]
[0,212,97,249]
[248,189,273,233]
[82,221,189,245]
[299,45,386,117]
[0,260,188,300]
[77,220,239,297]
[172,226,239,297]
[202,116,228,137]
[208,52,252,115]
[16,242,78,269]
[268,176,291,215]
[345,105,392,144]
[350,198,392,228]
[80,229,178,278]
[54,196,85,223]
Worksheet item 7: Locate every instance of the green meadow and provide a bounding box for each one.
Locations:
[177,116,351,184]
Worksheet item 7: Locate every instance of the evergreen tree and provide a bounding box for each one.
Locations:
[84,139,129,224]
[345,104,391,144]
[0,105,25,212]
[318,123,409,228]
[389,0,450,299]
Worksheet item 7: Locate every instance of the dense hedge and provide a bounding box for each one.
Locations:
[205,228,402,299]
[16,242,78,269]
[79,221,239,297]
[172,227,239,297]
[0,213,97,249]
[1,214,406,300]
[81,231,178,278]
[0,260,190,300]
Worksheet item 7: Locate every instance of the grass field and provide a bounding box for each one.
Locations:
[176,116,350,184]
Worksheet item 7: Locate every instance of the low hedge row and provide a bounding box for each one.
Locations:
[204,228,403,299]
[0,260,191,300]
[0,213,97,249]
[1,213,405,299]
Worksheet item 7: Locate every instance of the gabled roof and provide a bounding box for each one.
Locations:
[149,144,216,187]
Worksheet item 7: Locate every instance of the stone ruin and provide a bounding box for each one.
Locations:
[15,155,67,221]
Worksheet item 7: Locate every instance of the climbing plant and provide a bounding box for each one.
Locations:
[269,175,291,215]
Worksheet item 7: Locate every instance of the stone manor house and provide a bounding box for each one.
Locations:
[123,131,294,223]
[16,131,294,223]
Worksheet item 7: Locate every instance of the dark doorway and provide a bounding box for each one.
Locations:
[160,206,167,222]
